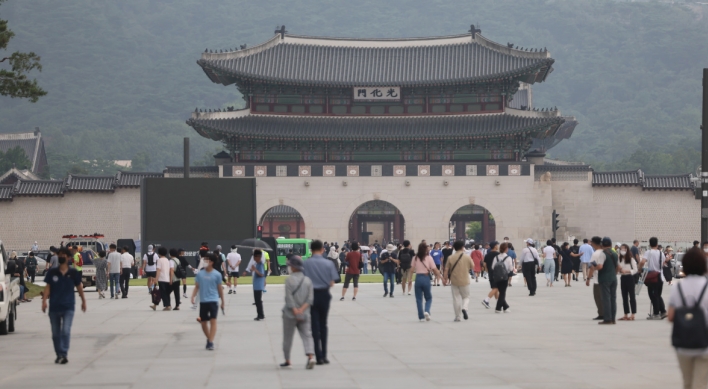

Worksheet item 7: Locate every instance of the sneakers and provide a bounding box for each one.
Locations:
[340,297,345,301]
[389,294,394,298]
[420,319,426,322]
[306,359,315,370]
[383,292,388,297]
[424,312,431,321]
[191,304,197,310]
[59,357,68,364]
[454,317,461,322]
[183,293,188,298]
[352,297,356,301]
[150,305,156,311]
[206,341,214,350]
[228,290,233,294]
[280,362,291,368]
[462,309,468,320]
[162,306,172,311]
[660,312,668,320]
[647,314,663,320]
[495,310,502,313]
[408,293,411,296]
[503,308,510,313]
[481,300,490,309]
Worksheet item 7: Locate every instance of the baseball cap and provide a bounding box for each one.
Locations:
[287,256,304,271]
[525,238,534,245]
[601,237,612,247]
[216,245,222,250]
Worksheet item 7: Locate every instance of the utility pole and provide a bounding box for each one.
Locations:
[702,69,708,242]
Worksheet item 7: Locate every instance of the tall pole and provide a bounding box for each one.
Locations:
[184,137,190,179]
[702,69,708,243]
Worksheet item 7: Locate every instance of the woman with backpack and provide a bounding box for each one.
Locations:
[412,242,442,321]
[668,247,708,389]
[618,244,637,321]
[491,243,514,313]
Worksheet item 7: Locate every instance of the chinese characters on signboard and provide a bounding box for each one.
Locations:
[352,86,401,101]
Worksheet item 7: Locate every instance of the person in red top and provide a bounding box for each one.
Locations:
[471,245,484,282]
[340,242,362,301]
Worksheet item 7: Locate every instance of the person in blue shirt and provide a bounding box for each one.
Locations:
[370,250,379,274]
[192,254,225,350]
[578,239,595,281]
[430,242,443,286]
[42,247,87,364]
[251,250,266,321]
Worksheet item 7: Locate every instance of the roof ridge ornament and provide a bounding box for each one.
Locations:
[469,24,481,39]
[275,25,287,39]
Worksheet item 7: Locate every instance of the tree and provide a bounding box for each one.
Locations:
[0,0,46,102]
[0,145,31,171]
[465,221,482,241]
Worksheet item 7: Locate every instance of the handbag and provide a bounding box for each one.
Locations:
[643,251,663,285]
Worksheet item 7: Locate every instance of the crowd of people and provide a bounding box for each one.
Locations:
[11,235,708,388]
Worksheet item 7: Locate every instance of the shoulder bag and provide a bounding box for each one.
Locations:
[446,252,464,281]
[290,276,307,322]
[644,251,663,285]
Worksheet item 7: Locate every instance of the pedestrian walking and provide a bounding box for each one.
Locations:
[398,241,415,295]
[370,249,378,274]
[120,246,134,298]
[441,241,454,276]
[226,245,241,294]
[543,240,556,287]
[142,245,158,294]
[594,237,619,324]
[641,237,668,320]
[668,247,708,389]
[280,256,316,370]
[191,254,224,350]
[471,245,483,283]
[340,242,361,301]
[579,238,594,281]
[443,240,473,321]
[482,241,500,308]
[93,250,108,299]
[178,249,190,298]
[41,247,87,364]
[412,242,442,321]
[560,242,574,287]
[430,242,442,286]
[46,246,58,271]
[337,248,347,274]
[570,239,581,281]
[551,238,561,282]
[13,252,29,302]
[585,236,605,320]
[379,244,399,297]
[106,244,122,299]
[251,250,266,321]
[169,249,182,310]
[618,243,638,321]
[302,240,339,365]
[491,243,514,313]
[521,239,540,296]
[26,252,38,283]
[151,247,173,311]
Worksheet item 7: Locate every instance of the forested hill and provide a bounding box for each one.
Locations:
[1,0,707,176]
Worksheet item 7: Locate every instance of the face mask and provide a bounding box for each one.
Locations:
[704,248,708,253]
[504,240,509,243]
[619,250,627,256]
[58,256,67,264]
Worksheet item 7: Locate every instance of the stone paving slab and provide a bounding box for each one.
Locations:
[0,274,681,388]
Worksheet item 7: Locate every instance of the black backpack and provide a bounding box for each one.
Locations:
[492,255,509,282]
[173,259,186,279]
[672,282,708,349]
[399,250,412,270]
[147,253,155,266]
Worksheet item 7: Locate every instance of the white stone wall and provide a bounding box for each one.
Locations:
[0,189,140,252]
[551,180,700,245]
[0,175,699,252]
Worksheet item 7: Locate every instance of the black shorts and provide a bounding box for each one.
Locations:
[229,272,239,278]
[489,276,496,288]
[146,271,156,278]
[435,264,441,270]
[199,302,219,321]
[343,274,359,288]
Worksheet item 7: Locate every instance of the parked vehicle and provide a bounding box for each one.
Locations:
[0,240,20,335]
[275,238,312,274]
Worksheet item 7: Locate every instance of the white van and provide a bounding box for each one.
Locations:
[0,240,20,334]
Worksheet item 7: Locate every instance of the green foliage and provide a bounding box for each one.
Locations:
[0,145,30,171]
[466,222,482,241]
[0,0,46,102]
[0,0,705,176]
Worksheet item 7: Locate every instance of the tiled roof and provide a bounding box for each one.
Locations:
[0,185,13,201]
[187,109,565,141]
[164,166,219,173]
[263,205,303,219]
[13,180,65,196]
[591,169,695,190]
[115,171,164,187]
[535,164,591,173]
[199,32,554,87]
[592,170,642,186]
[643,175,694,190]
[0,131,47,174]
[65,175,116,192]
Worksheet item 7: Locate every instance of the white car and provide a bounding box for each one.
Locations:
[0,241,20,335]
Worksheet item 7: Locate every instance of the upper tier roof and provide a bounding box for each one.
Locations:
[198,29,554,87]
[186,108,564,141]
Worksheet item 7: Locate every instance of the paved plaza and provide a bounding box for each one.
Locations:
[0,274,680,388]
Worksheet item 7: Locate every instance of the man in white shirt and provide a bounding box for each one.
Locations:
[142,245,158,294]
[585,236,605,320]
[640,236,668,320]
[107,244,122,299]
[520,239,540,296]
[226,245,241,294]
[119,247,134,298]
[152,247,174,311]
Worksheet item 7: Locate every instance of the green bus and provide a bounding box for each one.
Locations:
[276,238,312,273]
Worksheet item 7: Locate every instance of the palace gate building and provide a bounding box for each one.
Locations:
[0,27,699,251]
